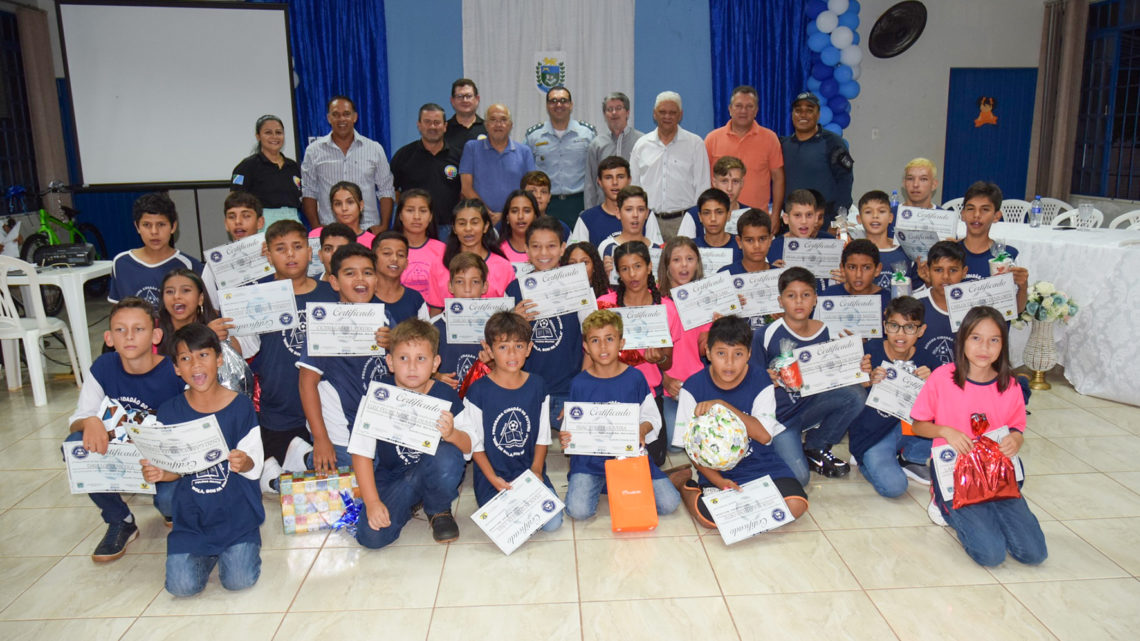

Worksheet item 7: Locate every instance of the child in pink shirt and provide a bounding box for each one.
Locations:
[309,181,375,248]
[657,237,710,450]
[393,189,445,298]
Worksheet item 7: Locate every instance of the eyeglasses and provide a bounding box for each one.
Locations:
[453,93,476,100]
[884,322,921,335]
[547,98,571,105]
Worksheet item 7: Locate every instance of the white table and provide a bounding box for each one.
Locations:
[8,261,112,378]
[985,223,1140,405]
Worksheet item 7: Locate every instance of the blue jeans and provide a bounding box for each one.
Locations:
[165,541,261,596]
[564,472,681,520]
[931,463,1048,567]
[860,427,911,498]
[771,384,867,485]
[304,443,353,469]
[662,395,683,452]
[64,431,175,523]
[355,442,466,549]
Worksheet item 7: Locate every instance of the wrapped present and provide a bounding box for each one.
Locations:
[683,403,750,471]
[279,467,362,534]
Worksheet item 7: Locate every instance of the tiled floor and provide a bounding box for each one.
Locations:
[1,312,1138,639]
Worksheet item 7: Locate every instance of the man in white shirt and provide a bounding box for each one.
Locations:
[629,91,709,242]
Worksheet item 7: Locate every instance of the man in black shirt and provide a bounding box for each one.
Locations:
[391,103,463,240]
[444,78,487,156]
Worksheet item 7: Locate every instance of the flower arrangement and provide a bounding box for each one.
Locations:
[1015,281,1079,327]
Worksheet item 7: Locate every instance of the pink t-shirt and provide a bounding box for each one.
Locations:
[910,364,1027,447]
[499,239,529,263]
[597,292,684,390]
[664,317,712,398]
[424,251,516,307]
[401,238,446,297]
[309,227,376,249]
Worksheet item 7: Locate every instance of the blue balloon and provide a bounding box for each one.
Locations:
[808,32,831,52]
[838,12,860,29]
[828,95,850,112]
[834,64,853,84]
[811,62,835,80]
[820,77,839,98]
[807,76,822,92]
[848,0,861,13]
[833,111,851,128]
[806,0,828,19]
[807,21,820,36]
[852,31,860,45]
[819,106,834,126]
[839,80,861,99]
[814,90,827,104]
[824,122,844,135]
[821,45,841,66]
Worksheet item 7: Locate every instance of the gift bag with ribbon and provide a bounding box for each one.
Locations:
[952,413,1021,509]
[458,359,491,399]
[604,455,658,532]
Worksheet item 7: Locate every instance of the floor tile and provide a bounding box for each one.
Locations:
[144,548,317,615]
[278,609,432,639]
[259,499,331,550]
[807,481,931,529]
[290,545,445,611]
[0,506,101,556]
[71,511,169,556]
[985,521,1126,583]
[0,618,135,641]
[727,592,897,641]
[122,613,283,641]
[704,530,859,594]
[826,526,996,589]
[1107,471,1140,496]
[432,603,581,641]
[571,494,698,539]
[1,554,165,619]
[576,536,720,601]
[14,470,110,508]
[581,597,739,641]
[1005,578,1140,641]
[0,556,59,611]
[0,470,54,510]
[436,540,577,606]
[1048,435,1140,473]
[1044,384,1124,408]
[1085,405,1140,434]
[867,585,1057,641]
[0,437,68,470]
[1024,473,1140,519]
[1016,438,1096,475]
[1023,390,1074,410]
[1025,408,1126,438]
[1062,517,1140,575]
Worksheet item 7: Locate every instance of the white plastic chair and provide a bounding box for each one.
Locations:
[1001,199,1031,223]
[1039,197,1073,224]
[0,257,82,406]
[1109,210,1140,230]
[940,197,963,213]
[1051,208,1104,229]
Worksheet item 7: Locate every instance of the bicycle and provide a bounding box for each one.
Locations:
[5,181,110,315]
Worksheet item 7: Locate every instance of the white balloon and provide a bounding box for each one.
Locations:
[830,26,854,49]
[828,0,850,14]
[849,63,861,80]
[840,45,863,66]
[816,10,839,33]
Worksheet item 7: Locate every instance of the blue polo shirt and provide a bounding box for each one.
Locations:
[459,138,536,213]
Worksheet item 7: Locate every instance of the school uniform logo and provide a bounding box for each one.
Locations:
[924,336,954,365]
[396,445,422,466]
[530,317,564,352]
[138,286,161,308]
[191,462,230,494]
[492,406,531,456]
[284,310,307,356]
[455,354,477,382]
[361,355,390,385]
[444,164,458,180]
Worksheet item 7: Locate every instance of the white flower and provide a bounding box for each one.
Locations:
[1035,281,1056,296]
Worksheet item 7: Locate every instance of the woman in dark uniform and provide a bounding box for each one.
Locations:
[230,114,303,227]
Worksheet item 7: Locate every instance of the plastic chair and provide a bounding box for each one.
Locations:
[0,256,82,406]
[1051,208,1104,229]
[1108,210,1140,230]
[1001,199,1031,223]
[940,197,963,213]
[1040,197,1073,224]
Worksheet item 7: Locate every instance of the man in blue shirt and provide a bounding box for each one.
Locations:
[459,104,536,226]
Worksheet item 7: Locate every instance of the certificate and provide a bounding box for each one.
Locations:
[218,279,298,336]
[561,402,640,457]
[945,272,1018,331]
[723,207,749,235]
[518,263,597,320]
[731,269,785,318]
[894,206,959,261]
[671,272,741,331]
[64,442,156,495]
[205,233,272,289]
[128,414,230,475]
[866,360,925,422]
[512,262,535,278]
[470,469,564,555]
[445,297,515,344]
[701,476,795,545]
[782,238,844,278]
[352,381,451,456]
[613,305,673,350]
[794,335,869,397]
[816,295,883,339]
[307,238,324,278]
[699,247,735,276]
[306,302,386,356]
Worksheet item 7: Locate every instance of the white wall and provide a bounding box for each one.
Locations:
[847,0,1045,202]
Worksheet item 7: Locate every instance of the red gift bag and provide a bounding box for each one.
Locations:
[605,455,658,532]
[952,413,1021,509]
[458,359,491,399]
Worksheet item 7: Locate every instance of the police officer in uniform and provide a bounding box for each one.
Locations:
[525,86,595,228]
[781,92,854,231]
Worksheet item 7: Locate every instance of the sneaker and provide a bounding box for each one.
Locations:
[91,520,139,562]
[928,500,948,526]
[899,456,932,486]
[260,457,284,495]
[282,437,313,473]
[164,516,173,528]
[428,511,459,543]
[804,447,850,478]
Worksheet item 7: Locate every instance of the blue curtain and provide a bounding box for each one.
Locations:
[708,0,809,136]
[252,0,391,153]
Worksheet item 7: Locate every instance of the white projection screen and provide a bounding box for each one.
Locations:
[58,1,297,187]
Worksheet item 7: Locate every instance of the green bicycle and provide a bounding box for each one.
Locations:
[9,181,109,315]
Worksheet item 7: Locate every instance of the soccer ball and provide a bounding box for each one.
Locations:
[683,403,750,470]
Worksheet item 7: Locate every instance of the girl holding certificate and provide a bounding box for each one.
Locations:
[157,269,237,358]
[657,237,708,450]
[497,190,540,263]
[561,241,611,299]
[424,199,513,311]
[392,189,445,299]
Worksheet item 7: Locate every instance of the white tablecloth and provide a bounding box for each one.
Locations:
[985,223,1140,405]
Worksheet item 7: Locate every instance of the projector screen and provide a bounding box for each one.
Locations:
[58,2,297,187]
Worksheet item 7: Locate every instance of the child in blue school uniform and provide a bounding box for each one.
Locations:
[854,190,911,289]
[201,191,267,308]
[766,190,832,291]
[560,309,682,520]
[956,182,1029,304]
[432,252,493,391]
[456,311,563,531]
[916,241,968,367]
[371,231,432,322]
[718,209,778,333]
[349,318,470,547]
[145,323,265,597]
[671,315,809,529]
[693,188,743,265]
[819,239,892,313]
[109,192,203,309]
[65,298,185,562]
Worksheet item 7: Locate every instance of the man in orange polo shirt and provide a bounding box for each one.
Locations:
[705,85,785,222]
